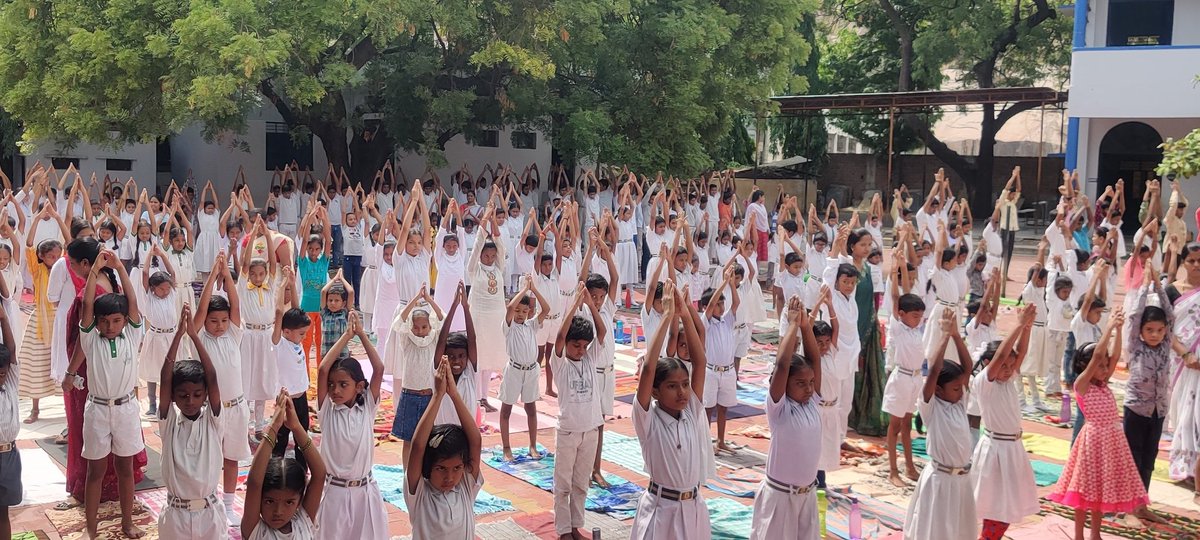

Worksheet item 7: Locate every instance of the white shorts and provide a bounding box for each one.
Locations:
[82,399,145,460]
[596,367,615,416]
[881,367,924,417]
[157,500,229,540]
[499,360,541,405]
[703,367,738,408]
[750,481,819,540]
[734,323,751,358]
[218,400,252,461]
[538,314,563,345]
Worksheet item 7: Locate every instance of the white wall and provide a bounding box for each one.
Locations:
[1089,0,1200,47]
[395,127,551,190]
[24,139,157,192]
[1068,47,1200,118]
[1079,117,1200,231]
[170,106,329,207]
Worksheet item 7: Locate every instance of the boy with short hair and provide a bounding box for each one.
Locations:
[702,265,740,456]
[499,275,550,462]
[68,251,144,539]
[551,286,606,540]
[270,267,311,469]
[320,271,355,361]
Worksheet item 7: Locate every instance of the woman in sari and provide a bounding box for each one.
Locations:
[60,237,147,506]
[1166,241,1200,500]
[846,226,887,437]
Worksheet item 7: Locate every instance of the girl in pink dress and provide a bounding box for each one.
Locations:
[1048,307,1148,540]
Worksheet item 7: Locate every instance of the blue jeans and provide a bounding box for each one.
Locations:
[393,390,432,440]
[1062,332,1077,385]
[331,225,343,267]
[343,255,363,308]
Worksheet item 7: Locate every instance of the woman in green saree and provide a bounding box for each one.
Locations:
[845,224,887,436]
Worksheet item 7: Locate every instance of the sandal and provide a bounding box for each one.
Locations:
[53,428,68,445]
[53,499,81,511]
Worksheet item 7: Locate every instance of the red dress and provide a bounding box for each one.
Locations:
[1047,383,1148,512]
[64,279,148,501]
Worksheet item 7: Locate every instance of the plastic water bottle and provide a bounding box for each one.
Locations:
[593,527,601,540]
[849,496,862,539]
[615,320,625,340]
[817,489,828,537]
[1060,391,1072,424]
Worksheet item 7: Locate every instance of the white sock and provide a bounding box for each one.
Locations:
[253,401,266,429]
[223,492,238,523]
[478,370,494,400]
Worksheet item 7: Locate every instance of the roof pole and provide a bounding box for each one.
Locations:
[887,107,896,195]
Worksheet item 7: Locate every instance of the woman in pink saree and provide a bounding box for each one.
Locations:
[1166,241,1200,500]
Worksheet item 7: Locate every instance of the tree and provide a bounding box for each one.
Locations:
[0,0,561,183]
[1159,76,1200,179]
[824,0,1071,211]
[770,13,829,170]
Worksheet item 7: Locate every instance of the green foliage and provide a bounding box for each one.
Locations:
[1159,129,1200,179]
[769,13,827,169]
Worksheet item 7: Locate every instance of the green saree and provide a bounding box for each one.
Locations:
[848,260,887,436]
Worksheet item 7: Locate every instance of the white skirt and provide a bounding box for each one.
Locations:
[194,231,221,273]
[241,328,278,402]
[750,483,819,540]
[881,368,923,417]
[615,241,638,287]
[970,437,1039,523]
[922,303,960,364]
[1021,326,1048,376]
[315,481,389,540]
[360,267,378,315]
[470,300,509,372]
[903,466,978,539]
[138,331,175,384]
[818,404,842,472]
[630,491,711,540]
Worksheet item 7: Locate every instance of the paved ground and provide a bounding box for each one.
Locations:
[8,249,1200,539]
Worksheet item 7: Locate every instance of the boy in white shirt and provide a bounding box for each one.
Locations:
[579,236,619,487]
[269,268,313,469]
[882,290,926,487]
[702,266,740,455]
[64,251,145,539]
[551,288,606,540]
[1043,276,1074,400]
[1019,261,1050,414]
[499,276,550,463]
[820,262,861,433]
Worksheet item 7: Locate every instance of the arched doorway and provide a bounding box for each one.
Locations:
[1098,122,1163,233]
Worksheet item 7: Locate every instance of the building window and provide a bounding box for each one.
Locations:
[1107,0,1173,46]
[265,122,313,171]
[50,157,79,170]
[106,159,133,171]
[511,131,537,150]
[476,130,499,148]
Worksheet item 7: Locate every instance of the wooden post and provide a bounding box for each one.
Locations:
[887,107,896,193]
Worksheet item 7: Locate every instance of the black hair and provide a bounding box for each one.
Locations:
[0,339,11,369]
[328,357,367,406]
[784,252,802,267]
[171,359,207,392]
[524,234,539,248]
[966,299,981,316]
[585,273,609,293]
[973,340,1003,375]
[652,357,690,389]
[1052,276,1073,294]
[812,320,833,338]
[421,424,471,478]
[835,262,859,280]
[1140,305,1169,330]
[539,254,553,264]
[1072,342,1098,378]
[564,315,595,343]
[897,293,926,313]
[732,264,745,279]
[94,292,130,318]
[306,234,322,248]
[812,232,828,245]
[518,294,534,307]
[1178,242,1200,266]
[327,285,349,303]
[169,226,187,244]
[940,248,956,264]
[846,228,871,254]
[67,237,118,287]
[35,239,62,263]
[652,282,664,301]
[266,207,278,217]
[973,253,986,266]
[696,230,708,243]
[281,308,311,330]
[207,295,231,316]
[148,271,174,288]
[1027,266,1048,282]
[445,332,469,351]
[262,456,307,495]
[935,360,965,387]
[781,220,798,234]
[957,244,969,256]
[653,216,665,227]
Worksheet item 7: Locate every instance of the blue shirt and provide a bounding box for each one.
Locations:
[297,254,329,312]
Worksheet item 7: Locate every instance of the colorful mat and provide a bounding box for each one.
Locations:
[826,487,906,533]
[483,445,643,519]
[45,499,158,540]
[10,532,52,540]
[373,464,515,515]
[707,497,756,540]
[1039,498,1200,539]
[735,383,768,407]
[136,488,245,540]
[601,432,649,477]
[898,436,1062,486]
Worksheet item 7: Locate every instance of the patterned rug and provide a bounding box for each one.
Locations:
[1039,498,1200,539]
[10,532,52,540]
[483,445,642,519]
[373,464,515,515]
[45,499,158,540]
[136,488,245,540]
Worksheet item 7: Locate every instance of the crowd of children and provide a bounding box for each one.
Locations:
[1,160,1198,540]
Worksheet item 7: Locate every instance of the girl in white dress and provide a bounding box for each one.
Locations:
[386,191,433,337]
[434,205,467,332]
[751,298,822,540]
[0,241,22,347]
[373,240,401,353]
[359,223,381,331]
[971,305,1040,540]
[467,203,508,411]
[165,210,197,311]
[242,392,326,540]
[903,310,977,540]
[138,245,179,418]
[630,281,711,540]
[921,224,962,363]
[194,181,222,276]
[240,218,280,435]
[316,312,388,540]
[615,204,638,295]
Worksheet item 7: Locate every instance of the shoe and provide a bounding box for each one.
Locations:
[1035,403,1054,413]
[144,408,157,419]
[1021,405,1039,416]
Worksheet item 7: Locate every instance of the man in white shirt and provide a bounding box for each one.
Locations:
[376,181,396,215]
[276,185,301,238]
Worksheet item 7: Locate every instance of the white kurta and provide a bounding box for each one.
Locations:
[922,269,962,363]
[434,228,466,332]
[904,396,978,540]
[630,393,713,540]
[316,392,388,540]
[47,258,74,383]
[466,233,508,372]
[194,210,222,273]
[970,376,1039,523]
[360,241,380,317]
[158,406,228,540]
[373,248,402,354]
[615,218,638,288]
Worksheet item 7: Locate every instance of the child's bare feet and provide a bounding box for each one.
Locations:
[888,472,908,488]
[546,388,558,398]
[122,522,146,538]
[905,466,920,481]
[528,446,542,459]
[571,528,588,539]
[715,441,736,454]
[592,471,611,489]
[480,398,497,413]
[1135,506,1167,524]
[502,447,515,462]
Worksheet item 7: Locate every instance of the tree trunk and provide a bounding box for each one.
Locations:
[971,104,998,215]
[349,127,394,187]
[311,120,349,180]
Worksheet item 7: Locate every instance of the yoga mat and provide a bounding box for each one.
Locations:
[18,448,68,506]
[705,475,755,498]
[714,447,768,470]
[601,432,648,477]
[10,532,51,540]
[35,437,164,492]
[373,464,515,515]
[1021,432,1171,482]
[735,383,768,407]
[1031,460,1063,487]
[45,499,158,540]
[136,488,245,540]
[827,487,906,533]
[706,497,755,540]
[1008,514,1126,540]
[899,436,1064,486]
[473,518,536,538]
[483,445,643,519]
[1039,498,1200,540]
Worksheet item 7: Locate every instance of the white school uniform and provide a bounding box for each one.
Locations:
[580,297,617,416]
[373,247,402,353]
[1070,311,1100,346]
[403,471,484,540]
[240,279,279,402]
[702,312,738,409]
[500,318,541,405]
[247,509,316,540]
[80,318,146,460]
[970,376,1039,524]
[435,363,478,426]
[630,393,713,540]
[615,218,639,287]
[1019,283,1049,378]
[47,258,74,383]
[1042,290,1072,392]
[903,396,978,540]
[922,269,962,363]
[384,313,442,390]
[882,320,926,417]
[751,391,821,540]
[774,269,813,336]
[275,337,308,397]
[536,270,563,344]
[197,326,252,461]
[641,304,667,357]
[965,320,1000,417]
[394,249,431,311]
[138,288,179,385]
[815,351,842,472]
[433,227,467,331]
[818,266,860,425]
[360,241,380,318]
[158,405,229,540]
[551,350,603,536]
[316,392,388,540]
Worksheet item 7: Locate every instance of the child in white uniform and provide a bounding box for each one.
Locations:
[0,303,19,540]
[138,246,179,418]
[157,306,228,539]
[1019,262,1050,413]
[194,255,253,525]
[702,267,739,455]
[316,312,387,540]
[1044,275,1074,398]
[883,291,927,487]
[384,287,445,465]
[971,305,1040,540]
[434,284,480,427]
[238,219,279,435]
[551,289,606,540]
[499,276,550,462]
[751,297,822,540]
[579,233,619,484]
[631,281,712,540]
[903,310,978,540]
[819,262,861,471]
[242,392,325,540]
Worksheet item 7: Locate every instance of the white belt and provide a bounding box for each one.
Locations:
[595,365,613,374]
[327,472,374,488]
[223,395,245,408]
[245,322,274,331]
[895,366,920,377]
[708,364,734,373]
[937,300,957,307]
[148,324,176,334]
[933,460,972,475]
[89,391,137,407]
[168,493,220,511]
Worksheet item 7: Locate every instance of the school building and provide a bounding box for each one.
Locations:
[1065,0,1200,230]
